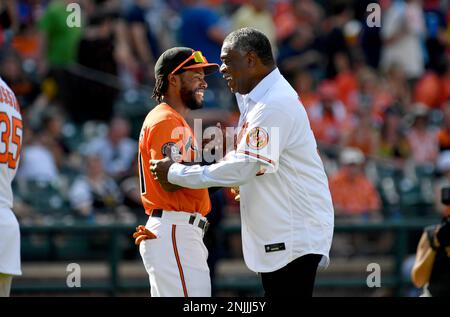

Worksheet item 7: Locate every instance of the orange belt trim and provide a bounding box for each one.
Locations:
[171,225,188,297]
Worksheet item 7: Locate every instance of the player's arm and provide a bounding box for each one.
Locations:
[150,152,262,189]
[153,108,289,189]
[152,103,293,189]
[411,228,438,288]
[165,152,262,189]
[156,149,183,192]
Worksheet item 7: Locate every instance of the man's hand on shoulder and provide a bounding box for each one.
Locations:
[150,157,182,192]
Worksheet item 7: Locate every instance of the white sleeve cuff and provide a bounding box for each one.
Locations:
[168,162,207,188]
[167,157,260,189]
[168,162,189,185]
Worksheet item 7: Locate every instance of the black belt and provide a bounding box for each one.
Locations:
[151,209,209,233]
[151,209,163,218]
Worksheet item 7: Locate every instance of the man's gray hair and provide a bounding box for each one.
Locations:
[224,27,275,66]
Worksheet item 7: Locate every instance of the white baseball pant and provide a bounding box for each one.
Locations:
[139,211,211,297]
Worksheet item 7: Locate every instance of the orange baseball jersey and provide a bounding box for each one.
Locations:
[138,103,211,216]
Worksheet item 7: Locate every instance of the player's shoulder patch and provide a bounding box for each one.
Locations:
[246,127,269,150]
[162,142,176,157]
[161,142,182,161]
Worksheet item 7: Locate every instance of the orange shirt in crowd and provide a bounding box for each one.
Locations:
[329,168,381,215]
[309,111,352,145]
[138,103,211,216]
[334,72,358,110]
[438,128,450,151]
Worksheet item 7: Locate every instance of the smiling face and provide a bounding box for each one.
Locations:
[179,68,207,110]
[220,42,253,94]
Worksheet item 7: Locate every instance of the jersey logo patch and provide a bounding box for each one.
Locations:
[162,142,182,161]
[246,127,269,150]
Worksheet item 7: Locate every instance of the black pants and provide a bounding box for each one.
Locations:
[260,254,322,297]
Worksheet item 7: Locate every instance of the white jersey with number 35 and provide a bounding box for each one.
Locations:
[0,78,22,209]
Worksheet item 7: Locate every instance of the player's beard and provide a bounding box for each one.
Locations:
[180,81,203,110]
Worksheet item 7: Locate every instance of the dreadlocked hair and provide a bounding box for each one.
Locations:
[152,75,169,103]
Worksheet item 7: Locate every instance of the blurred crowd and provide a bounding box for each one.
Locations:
[1,0,450,259]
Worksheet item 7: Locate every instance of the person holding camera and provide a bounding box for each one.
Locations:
[411,187,450,297]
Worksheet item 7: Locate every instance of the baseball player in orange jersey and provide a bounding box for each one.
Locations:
[0,77,23,297]
[134,47,219,297]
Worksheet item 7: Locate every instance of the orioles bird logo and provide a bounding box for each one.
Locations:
[246,127,269,150]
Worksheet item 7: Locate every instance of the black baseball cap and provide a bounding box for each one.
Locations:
[154,47,219,79]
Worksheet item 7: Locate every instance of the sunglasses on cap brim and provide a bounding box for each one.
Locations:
[170,51,219,75]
